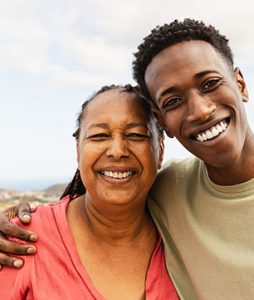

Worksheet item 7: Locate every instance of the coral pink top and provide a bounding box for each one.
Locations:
[0,197,179,299]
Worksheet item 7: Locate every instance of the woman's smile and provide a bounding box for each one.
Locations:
[97,167,137,184]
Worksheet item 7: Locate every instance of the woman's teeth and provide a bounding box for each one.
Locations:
[101,171,133,179]
[196,120,228,142]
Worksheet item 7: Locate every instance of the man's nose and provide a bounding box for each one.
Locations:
[186,92,216,122]
[106,135,129,160]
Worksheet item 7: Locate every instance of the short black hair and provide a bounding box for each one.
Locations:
[133,18,234,96]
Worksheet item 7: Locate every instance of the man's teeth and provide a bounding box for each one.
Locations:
[196,120,228,142]
[101,171,133,179]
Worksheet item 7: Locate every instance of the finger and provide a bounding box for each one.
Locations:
[3,206,18,221]
[18,202,33,224]
[0,222,38,242]
[0,237,36,256]
[0,252,24,268]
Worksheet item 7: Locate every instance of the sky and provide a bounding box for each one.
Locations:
[1,0,254,190]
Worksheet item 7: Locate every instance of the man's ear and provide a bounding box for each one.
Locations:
[234,67,249,102]
[154,109,174,138]
[165,129,174,138]
[158,138,165,170]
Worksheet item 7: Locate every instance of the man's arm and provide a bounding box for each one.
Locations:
[0,202,37,268]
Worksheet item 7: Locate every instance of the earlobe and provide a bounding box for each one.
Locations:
[234,67,249,102]
[163,120,174,138]
[158,139,165,169]
[76,142,80,170]
[165,128,174,138]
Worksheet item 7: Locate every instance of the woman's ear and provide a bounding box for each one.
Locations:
[76,142,80,170]
[158,138,165,170]
[234,67,249,103]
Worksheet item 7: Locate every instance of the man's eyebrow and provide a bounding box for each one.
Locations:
[158,70,218,102]
[194,70,218,79]
[158,86,177,103]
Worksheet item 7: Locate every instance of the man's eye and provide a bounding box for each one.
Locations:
[202,78,221,91]
[88,133,110,140]
[162,97,183,110]
[126,133,151,140]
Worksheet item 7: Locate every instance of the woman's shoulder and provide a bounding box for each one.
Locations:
[11,197,70,232]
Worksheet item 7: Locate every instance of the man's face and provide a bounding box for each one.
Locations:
[144,40,249,171]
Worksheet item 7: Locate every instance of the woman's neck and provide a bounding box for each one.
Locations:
[67,194,155,245]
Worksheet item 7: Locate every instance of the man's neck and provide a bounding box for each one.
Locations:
[205,156,254,186]
[204,128,254,185]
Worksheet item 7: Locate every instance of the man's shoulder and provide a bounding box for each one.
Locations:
[150,156,201,198]
[149,157,202,211]
[157,156,200,180]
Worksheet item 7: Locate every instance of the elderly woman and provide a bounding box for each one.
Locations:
[0,84,179,299]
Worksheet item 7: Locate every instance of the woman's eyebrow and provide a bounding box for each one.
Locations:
[87,122,148,131]
[125,122,147,129]
[87,123,109,130]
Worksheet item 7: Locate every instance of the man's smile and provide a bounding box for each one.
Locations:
[193,119,229,142]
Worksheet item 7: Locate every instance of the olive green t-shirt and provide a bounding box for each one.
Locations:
[149,157,254,300]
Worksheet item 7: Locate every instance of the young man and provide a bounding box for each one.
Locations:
[132,19,254,299]
[1,19,254,299]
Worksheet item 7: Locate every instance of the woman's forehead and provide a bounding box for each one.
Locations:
[87,90,146,115]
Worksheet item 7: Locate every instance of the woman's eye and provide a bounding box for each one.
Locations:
[88,133,110,140]
[202,78,221,91]
[162,97,183,110]
[126,133,151,140]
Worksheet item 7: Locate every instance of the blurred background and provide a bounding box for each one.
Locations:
[1,0,254,191]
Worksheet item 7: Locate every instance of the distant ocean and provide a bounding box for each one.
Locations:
[1,178,69,191]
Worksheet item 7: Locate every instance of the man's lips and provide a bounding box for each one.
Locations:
[192,118,229,142]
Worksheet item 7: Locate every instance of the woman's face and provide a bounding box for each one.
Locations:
[77,89,162,207]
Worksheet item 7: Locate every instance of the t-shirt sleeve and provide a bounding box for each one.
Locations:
[0,265,27,299]
[0,217,32,299]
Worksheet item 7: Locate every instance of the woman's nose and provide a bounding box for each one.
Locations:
[106,135,129,160]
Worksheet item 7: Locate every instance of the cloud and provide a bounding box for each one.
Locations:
[1,0,254,83]
[0,0,134,88]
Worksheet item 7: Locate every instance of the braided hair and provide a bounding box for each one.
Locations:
[132,18,234,97]
[60,84,163,199]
